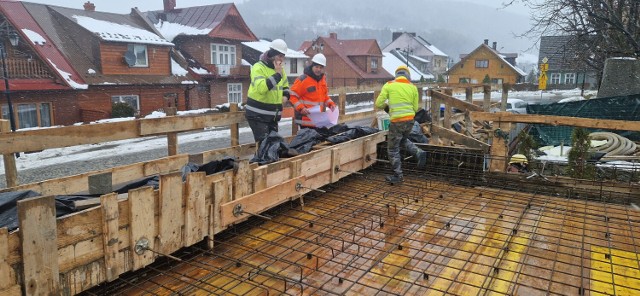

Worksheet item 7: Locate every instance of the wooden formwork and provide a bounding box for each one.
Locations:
[0,132,385,295]
[92,169,640,295]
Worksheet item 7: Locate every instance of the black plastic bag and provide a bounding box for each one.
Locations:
[251,131,291,165]
[290,128,323,154]
[326,126,379,144]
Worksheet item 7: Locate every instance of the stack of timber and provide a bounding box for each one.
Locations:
[0,130,385,295]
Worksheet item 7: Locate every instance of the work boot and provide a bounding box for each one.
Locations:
[417,151,427,169]
[385,174,404,184]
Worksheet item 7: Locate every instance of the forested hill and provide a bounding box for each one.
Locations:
[235,0,534,62]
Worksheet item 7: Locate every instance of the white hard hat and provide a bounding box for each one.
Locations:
[270,39,288,55]
[311,53,326,66]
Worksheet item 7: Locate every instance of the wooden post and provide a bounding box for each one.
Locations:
[483,84,491,112]
[164,107,178,156]
[489,123,512,172]
[18,195,60,295]
[501,83,510,111]
[128,186,156,270]
[465,87,474,136]
[443,89,452,130]
[291,117,298,135]
[1,120,17,188]
[230,103,240,146]
[184,172,206,246]
[158,173,184,254]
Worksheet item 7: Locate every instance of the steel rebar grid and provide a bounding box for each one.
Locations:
[84,164,640,296]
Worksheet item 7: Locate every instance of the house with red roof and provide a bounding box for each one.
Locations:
[299,33,393,88]
[146,1,258,108]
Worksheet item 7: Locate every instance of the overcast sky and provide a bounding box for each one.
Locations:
[22,0,531,15]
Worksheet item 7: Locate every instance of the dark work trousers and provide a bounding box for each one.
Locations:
[387,120,420,178]
[247,118,278,143]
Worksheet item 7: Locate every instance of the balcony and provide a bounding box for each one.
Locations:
[201,64,250,78]
[0,58,54,79]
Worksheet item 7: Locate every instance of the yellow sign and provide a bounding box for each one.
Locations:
[540,63,548,72]
[538,72,547,90]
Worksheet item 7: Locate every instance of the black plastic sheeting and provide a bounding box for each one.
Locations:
[527,94,640,146]
[0,158,236,231]
[251,124,380,165]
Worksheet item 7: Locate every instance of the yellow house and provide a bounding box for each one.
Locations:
[447,41,525,85]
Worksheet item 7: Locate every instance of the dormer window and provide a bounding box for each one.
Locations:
[211,44,236,65]
[371,58,378,70]
[127,44,148,67]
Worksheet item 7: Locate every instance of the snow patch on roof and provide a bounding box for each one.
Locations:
[382,53,433,81]
[181,81,198,84]
[190,67,210,75]
[87,69,96,74]
[73,15,172,46]
[171,58,188,76]
[22,28,46,45]
[48,58,88,89]
[242,40,309,59]
[154,21,211,42]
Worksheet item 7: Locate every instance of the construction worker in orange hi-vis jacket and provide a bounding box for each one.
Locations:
[289,53,336,128]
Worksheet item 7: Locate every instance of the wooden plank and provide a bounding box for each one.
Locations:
[483,84,491,111]
[431,125,490,151]
[230,104,240,146]
[1,120,18,188]
[338,110,377,124]
[158,172,184,254]
[100,193,121,282]
[233,160,253,200]
[253,166,268,192]
[500,83,509,111]
[0,285,20,296]
[432,90,483,112]
[489,124,511,172]
[212,179,228,234]
[165,107,178,156]
[18,195,59,295]
[0,228,18,291]
[128,186,156,270]
[1,154,188,196]
[0,120,138,155]
[184,172,206,246]
[220,176,305,227]
[470,112,640,132]
[139,111,245,135]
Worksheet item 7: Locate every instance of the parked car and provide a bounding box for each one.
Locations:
[506,99,528,114]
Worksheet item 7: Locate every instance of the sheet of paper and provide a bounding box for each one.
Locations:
[307,105,339,127]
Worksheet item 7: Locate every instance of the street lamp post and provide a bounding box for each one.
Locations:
[0,44,16,132]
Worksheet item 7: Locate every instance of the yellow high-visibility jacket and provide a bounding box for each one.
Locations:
[375,76,419,122]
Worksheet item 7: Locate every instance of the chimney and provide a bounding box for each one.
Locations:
[83,1,95,11]
[164,0,176,12]
[392,32,402,41]
[492,42,497,50]
[329,32,337,39]
[484,39,489,45]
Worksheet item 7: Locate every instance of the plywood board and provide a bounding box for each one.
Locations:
[0,228,17,290]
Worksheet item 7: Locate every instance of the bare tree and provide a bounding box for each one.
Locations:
[507,0,639,77]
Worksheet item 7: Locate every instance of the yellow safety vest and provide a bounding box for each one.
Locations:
[375,77,419,122]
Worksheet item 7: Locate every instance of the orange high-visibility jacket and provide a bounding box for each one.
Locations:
[289,70,336,127]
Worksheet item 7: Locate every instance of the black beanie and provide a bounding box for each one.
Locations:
[267,48,281,58]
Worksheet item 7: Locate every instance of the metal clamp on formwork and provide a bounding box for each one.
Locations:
[134,237,150,255]
[493,128,509,143]
[296,182,327,193]
[232,204,272,220]
[334,165,364,175]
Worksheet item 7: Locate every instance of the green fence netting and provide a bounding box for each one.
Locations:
[526,94,640,146]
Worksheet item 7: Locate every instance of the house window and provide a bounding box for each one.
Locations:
[491,78,504,84]
[565,73,576,84]
[127,44,148,67]
[228,83,242,104]
[290,58,298,74]
[459,78,470,83]
[550,73,561,84]
[112,95,140,111]
[475,60,489,68]
[211,44,236,65]
[371,58,378,70]
[2,103,52,129]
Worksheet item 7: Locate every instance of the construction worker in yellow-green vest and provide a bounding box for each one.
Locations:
[375,65,427,184]
[245,39,291,142]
